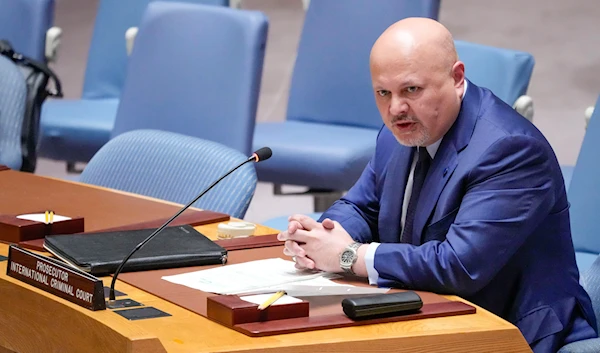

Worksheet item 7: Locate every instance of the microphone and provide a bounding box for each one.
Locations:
[108,147,272,301]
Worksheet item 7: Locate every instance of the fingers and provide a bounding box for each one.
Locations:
[279,228,310,243]
[288,220,303,234]
[283,240,305,257]
[277,220,305,241]
[289,214,320,231]
[294,255,315,270]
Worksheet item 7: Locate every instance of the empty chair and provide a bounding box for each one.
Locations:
[567,95,600,273]
[79,129,257,219]
[252,0,440,212]
[38,0,230,170]
[0,0,57,62]
[0,56,27,170]
[561,105,596,190]
[111,1,268,155]
[454,40,535,120]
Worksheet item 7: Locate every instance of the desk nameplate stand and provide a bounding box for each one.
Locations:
[0,213,84,243]
[207,295,309,326]
[6,245,106,311]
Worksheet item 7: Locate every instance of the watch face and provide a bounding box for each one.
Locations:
[340,250,354,265]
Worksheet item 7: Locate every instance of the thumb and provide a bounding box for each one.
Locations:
[322,218,335,230]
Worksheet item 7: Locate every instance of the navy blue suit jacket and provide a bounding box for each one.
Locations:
[322,82,597,351]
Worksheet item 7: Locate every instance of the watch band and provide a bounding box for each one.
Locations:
[341,242,362,275]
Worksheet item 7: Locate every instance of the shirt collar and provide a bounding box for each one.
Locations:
[424,80,468,159]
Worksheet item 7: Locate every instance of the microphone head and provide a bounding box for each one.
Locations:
[252,147,272,162]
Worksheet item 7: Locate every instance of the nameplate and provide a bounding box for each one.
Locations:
[6,245,106,311]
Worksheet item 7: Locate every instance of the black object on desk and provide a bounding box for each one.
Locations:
[342,291,423,320]
[44,225,227,276]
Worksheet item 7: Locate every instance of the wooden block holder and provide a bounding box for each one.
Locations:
[207,295,309,327]
[0,214,84,243]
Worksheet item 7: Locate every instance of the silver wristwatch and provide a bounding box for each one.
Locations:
[339,242,361,275]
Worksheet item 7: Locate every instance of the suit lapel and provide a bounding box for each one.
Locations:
[379,145,413,243]
[411,80,483,245]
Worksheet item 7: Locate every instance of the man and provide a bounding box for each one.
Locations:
[278,18,597,352]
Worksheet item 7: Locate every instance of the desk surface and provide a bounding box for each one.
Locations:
[0,171,532,353]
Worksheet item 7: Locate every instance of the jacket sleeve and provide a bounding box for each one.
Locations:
[374,135,556,296]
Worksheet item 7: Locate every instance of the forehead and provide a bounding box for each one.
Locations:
[371,57,430,87]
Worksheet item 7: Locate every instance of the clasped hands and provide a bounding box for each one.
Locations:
[277,214,355,273]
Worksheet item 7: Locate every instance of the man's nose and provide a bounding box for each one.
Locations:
[390,95,409,116]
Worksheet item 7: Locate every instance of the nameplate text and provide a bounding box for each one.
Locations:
[6,245,106,311]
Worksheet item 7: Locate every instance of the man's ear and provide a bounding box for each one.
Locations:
[452,61,465,88]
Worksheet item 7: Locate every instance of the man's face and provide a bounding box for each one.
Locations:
[371,57,463,147]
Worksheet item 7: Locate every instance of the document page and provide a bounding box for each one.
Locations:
[162,258,335,295]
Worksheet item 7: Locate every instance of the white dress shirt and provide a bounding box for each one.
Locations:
[364,80,468,285]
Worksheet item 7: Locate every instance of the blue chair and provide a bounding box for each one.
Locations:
[0,0,56,63]
[557,254,600,352]
[38,0,229,170]
[79,129,257,219]
[455,40,535,121]
[561,106,596,190]
[567,95,600,273]
[0,56,27,170]
[111,1,268,156]
[252,0,440,212]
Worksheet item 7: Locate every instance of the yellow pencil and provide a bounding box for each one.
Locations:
[49,210,54,224]
[257,291,286,310]
[44,210,49,224]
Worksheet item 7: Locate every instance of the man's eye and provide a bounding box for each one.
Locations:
[377,90,389,97]
[406,86,419,93]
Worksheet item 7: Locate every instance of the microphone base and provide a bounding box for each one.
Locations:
[106,298,143,309]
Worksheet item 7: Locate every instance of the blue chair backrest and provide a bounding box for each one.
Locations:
[111,2,268,155]
[455,40,534,105]
[0,56,26,170]
[286,0,440,129]
[82,0,228,99]
[80,129,257,219]
[569,95,600,255]
[0,0,54,62]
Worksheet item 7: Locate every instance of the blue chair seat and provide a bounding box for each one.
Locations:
[39,99,119,162]
[254,121,379,190]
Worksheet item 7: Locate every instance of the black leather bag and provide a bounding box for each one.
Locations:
[0,40,63,172]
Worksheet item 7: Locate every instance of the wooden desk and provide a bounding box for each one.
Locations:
[0,171,532,353]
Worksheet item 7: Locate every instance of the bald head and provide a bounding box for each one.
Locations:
[369,18,465,147]
[371,17,457,74]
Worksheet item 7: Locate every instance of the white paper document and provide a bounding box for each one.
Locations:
[161,258,389,296]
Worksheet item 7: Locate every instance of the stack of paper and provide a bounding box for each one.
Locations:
[162,258,389,296]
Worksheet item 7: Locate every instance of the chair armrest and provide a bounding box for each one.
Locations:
[230,0,242,9]
[45,26,62,62]
[125,27,139,56]
[302,0,310,11]
[585,106,594,129]
[513,95,534,121]
[558,338,600,353]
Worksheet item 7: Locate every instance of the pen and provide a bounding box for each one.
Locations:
[257,291,286,310]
